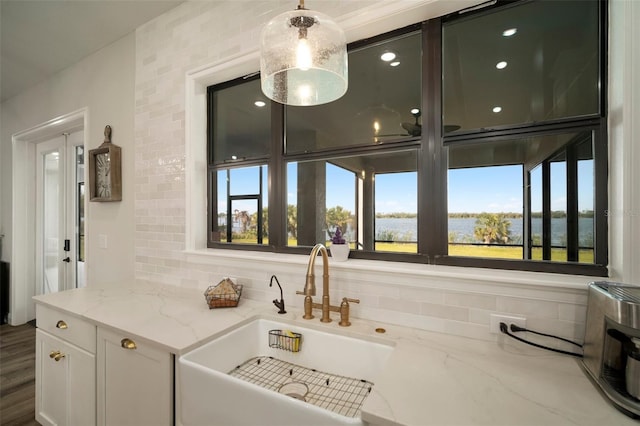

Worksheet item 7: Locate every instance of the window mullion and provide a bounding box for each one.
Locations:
[524,169,532,260]
[566,146,579,262]
[542,161,552,260]
[593,126,608,267]
[419,19,447,260]
[226,169,232,242]
[207,167,216,245]
[269,102,286,248]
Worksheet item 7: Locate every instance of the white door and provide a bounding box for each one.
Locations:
[36,130,85,294]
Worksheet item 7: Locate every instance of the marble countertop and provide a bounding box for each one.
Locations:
[33,282,637,426]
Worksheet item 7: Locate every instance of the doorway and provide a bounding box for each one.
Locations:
[35,130,85,295]
[11,109,87,325]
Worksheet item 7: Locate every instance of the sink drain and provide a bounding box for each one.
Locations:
[278,382,308,401]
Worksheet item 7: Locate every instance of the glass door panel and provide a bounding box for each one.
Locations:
[37,137,64,294]
[43,149,62,293]
[36,130,84,294]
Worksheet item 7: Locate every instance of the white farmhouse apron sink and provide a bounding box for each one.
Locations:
[178,317,394,426]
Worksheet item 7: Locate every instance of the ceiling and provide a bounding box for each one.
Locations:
[0,0,184,103]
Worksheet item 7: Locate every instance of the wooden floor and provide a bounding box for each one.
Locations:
[0,322,39,426]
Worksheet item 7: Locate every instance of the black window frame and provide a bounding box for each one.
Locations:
[206,0,608,276]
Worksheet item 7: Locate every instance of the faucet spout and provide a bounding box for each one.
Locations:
[297,243,359,326]
[299,244,333,322]
[303,243,329,297]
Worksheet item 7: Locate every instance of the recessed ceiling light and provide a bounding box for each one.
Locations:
[496,61,508,69]
[502,28,517,37]
[380,52,396,62]
[254,100,266,107]
[492,106,502,113]
[231,155,238,160]
[390,61,400,67]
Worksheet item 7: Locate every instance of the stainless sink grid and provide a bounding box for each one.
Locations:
[228,356,374,418]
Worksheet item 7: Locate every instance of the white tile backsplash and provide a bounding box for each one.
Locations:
[496,297,560,320]
[445,292,497,310]
[134,0,593,344]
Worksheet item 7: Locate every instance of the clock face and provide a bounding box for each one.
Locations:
[96,153,111,198]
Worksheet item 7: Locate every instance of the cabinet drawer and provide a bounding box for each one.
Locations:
[37,304,96,353]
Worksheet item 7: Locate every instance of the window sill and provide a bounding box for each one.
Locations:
[183,248,598,293]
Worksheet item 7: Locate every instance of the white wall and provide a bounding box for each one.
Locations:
[1,33,137,323]
[608,0,640,282]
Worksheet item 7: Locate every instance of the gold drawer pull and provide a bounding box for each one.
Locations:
[121,338,137,350]
[49,350,66,361]
[56,320,68,329]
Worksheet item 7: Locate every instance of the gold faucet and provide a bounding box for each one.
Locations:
[297,243,359,325]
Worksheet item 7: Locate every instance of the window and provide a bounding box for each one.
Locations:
[286,150,418,253]
[214,166,268,244]
[441,0,606,274]
[442,0,600,132]
[207,0,607,275]
[286,31,422,153]
[207,77,270,246]
[447,129,600,268]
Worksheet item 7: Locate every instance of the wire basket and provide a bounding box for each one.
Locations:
[269,329,302,352]
[204,283,242,309]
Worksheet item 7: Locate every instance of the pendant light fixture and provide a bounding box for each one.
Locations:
[260,0,348,106]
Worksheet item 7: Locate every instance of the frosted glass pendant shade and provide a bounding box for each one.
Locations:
[260,6,348,106]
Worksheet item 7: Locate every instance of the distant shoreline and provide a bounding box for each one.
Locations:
[375,211,595,219]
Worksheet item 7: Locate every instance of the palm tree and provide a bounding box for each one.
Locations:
[326,206,352,237]
[474,213,512,244]
[249,208,268,238]
[233,209,250,233]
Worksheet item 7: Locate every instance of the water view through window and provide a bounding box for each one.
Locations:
[207,0,606,275]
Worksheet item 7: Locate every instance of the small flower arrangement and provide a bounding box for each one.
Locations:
[330,226,349,261]
[331,226,346,244]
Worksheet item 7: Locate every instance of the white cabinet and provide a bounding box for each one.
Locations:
[35,302,175,426]
[96,327,173,426]
[35,305,96,426]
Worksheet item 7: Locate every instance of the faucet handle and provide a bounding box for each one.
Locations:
[296,292,315,320]
[339,297,360,327]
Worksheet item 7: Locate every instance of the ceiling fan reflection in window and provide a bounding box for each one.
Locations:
[354,104,412,142]
[356,107,460,142]
[399,110,462,137]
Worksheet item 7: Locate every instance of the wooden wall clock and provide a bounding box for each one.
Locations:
[88,125,122,202]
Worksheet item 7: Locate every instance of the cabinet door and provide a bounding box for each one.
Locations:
[35,329,96,426]
[96,327,173,426]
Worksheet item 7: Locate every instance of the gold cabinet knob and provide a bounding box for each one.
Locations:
[55,320,68,329]
[121,338,137,350]
[49,350,65,361]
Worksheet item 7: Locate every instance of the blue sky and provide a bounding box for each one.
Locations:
[219,161,594,215]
